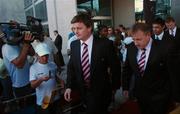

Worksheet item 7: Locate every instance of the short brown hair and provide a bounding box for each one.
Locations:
[71,12,93,28]
[165,16,175,23]
[132,23,151,34]
[152,17,165,27]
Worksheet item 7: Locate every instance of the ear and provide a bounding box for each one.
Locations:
[87,26,93,32]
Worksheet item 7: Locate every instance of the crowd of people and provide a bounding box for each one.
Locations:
[65,13,180,114]
[0,23,65,114]
[0,12,180,114]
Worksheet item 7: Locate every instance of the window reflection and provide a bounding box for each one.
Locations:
[35,0,47,22]
[24,0,32,8]
[25,8,34,17]
[155,0,171,19]
[77,0,111,16]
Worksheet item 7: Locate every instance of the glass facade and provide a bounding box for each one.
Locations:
[35,0,48,22]
[77,0,112,27]
[135,0,171,23]
[24,0,49,34]
[135,0,144,22]
[24,0,32,8]
[25,8,34,17]
[77,0,111,16]
[155,0,171,19]
[43,24,49,35]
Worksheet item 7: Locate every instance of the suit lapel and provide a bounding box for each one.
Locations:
[90,37,98,76]
[144,41,156,75]
[130,45,139,74]
[74,40,83,75]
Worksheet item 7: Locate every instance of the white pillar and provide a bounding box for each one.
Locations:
[113,0,135,28]
[46,0,58,38]
[46,0,77,54]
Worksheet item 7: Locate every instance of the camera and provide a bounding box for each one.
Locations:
[0,16,43,45]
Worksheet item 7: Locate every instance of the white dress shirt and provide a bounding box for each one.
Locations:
[155,31,164,40]
[169,26,177,37]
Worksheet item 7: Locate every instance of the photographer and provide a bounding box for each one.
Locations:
[1,23,35,98]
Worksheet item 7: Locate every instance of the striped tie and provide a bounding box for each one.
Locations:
[171,29,174,37]
[81,43,90,88]
[138,49,146,76]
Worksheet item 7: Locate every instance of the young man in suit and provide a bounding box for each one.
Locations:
[152,18,171,41]
[64,13,121,114]
[122,23,172,114]
[165,16,180,39]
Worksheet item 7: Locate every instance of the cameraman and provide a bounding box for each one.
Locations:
[1,27,35,98]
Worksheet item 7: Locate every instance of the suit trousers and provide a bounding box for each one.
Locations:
[84,89,111,114]
[137,97,170,114]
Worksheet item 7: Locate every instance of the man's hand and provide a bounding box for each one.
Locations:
[30,76,51,89]
[64,88,72,102]
[123,90,129,98]
[40,76,51,82]
[24,32,34,43]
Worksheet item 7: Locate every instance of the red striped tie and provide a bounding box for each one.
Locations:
[138,49,146,76]
[81,43,90,88]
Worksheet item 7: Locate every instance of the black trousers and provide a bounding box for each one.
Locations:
[57,52,65,66]
[137,97,170,114]
[13,83,35,98]
[82,89,111,114]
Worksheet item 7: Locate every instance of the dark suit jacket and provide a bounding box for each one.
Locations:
[54,34,62,52]
[122,40,171,101]
[151,31,172,46]
[166,27,180,102]
[66,36,121,101]
[165,27,180,52]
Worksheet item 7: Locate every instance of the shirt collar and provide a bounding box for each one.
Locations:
[146,38,152,50]
[169,26,177,34]
[155,31,164,40]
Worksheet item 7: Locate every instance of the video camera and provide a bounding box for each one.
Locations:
[0,16,43,45]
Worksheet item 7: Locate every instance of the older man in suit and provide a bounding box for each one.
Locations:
[122,23,173,114]
[64,13,121,114]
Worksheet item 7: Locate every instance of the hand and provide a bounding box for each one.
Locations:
[24,32,34,43]
[123,90,129,98]
[40,76,50,82]
[64,88,72,102]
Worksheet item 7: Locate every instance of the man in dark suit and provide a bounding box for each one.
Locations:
[151,18,172,42]
[54,30,65,67]
[64,13,121,114]
[122,23,172,114]
[165,16,180,40]
[165,17,180,104]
